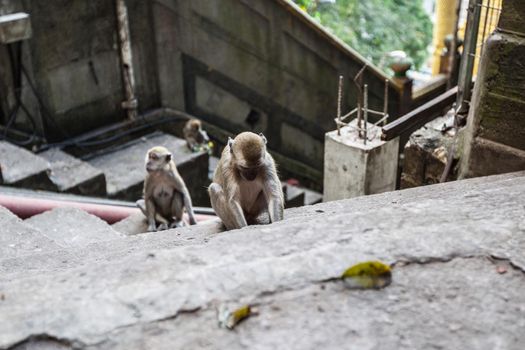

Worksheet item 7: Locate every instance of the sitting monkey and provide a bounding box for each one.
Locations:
[183,119,210,152]
[208,132,284,230]
[137,146,197,232]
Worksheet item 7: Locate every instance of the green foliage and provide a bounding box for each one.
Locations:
[293,0,433,70]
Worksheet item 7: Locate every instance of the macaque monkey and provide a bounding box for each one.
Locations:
[208,132,284,230]
[137,146,197,232]
[183,119,210,151]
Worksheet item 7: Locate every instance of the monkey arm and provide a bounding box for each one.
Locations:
[167,169,197,225]
[182,188,197,225]
[263,171,284,223]
[229,198,248,229]
[145,197,157,232]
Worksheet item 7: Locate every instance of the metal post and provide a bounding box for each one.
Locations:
[363,84,368,145]
[383,79,389,126]
[116,0,138,120]
[456,0,482,118]
[337,75,343,136]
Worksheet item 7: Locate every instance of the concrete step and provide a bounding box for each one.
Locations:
[1,172,524,349]
[1,170,523,280]
[284,182,323,206]
[283,183,305,208]
[0,141,56,191]
[87,132,209,205]
[0,217,225,280]
[0,205,60,259]
[24,207,124,248]
[39,148,107,196]
[301,186,323,205]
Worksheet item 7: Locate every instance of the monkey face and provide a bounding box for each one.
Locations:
[145,150,171,172]
[238,165,260,181]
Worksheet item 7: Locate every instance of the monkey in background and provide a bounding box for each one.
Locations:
[208,132,284,230]
[137,146,197,232]
[183,119,210,152]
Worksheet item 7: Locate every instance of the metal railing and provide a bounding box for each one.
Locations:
[456,0,502,119]
[381,0,502,142]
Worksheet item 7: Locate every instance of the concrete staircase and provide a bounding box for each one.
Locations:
[0,132,209,205]
[1,136,321,208]
[0,171,524,349]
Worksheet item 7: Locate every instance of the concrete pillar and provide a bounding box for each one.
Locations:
[460,0,525,178]
[323,119,399,202]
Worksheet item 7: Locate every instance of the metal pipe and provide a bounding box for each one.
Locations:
[456,0,482,116]
[383,79,389,126]
[116,0,138,120]
[0,193,215,224]
[363,84,368,145]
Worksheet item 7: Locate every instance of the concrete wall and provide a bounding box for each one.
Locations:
[153,0,404,186]
[460,0,525,178]
[0,0,405,187]
[0,0,160,139]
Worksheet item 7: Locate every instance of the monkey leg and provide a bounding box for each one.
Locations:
[136,199,170,231]
[169,192,185,228]
[245,192,270,225]
[209,183,247,230]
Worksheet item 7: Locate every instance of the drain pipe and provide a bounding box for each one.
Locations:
[116,0,138,120]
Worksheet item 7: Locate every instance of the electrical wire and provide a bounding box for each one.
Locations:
[38,115,187,151]
[1,42,39,145]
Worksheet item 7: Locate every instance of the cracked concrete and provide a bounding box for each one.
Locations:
[0,172,524,349]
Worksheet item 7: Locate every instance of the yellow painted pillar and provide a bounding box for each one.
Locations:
[431,0,459,75]
[473,0,503,74]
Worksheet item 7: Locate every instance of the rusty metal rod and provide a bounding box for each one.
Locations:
[337,75,343,135]
[116,0,138,120]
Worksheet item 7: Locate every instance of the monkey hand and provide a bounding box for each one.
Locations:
[147,223,157,232]
[157,223,169,231]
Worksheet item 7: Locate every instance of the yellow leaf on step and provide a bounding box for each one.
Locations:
[341,261,392,289]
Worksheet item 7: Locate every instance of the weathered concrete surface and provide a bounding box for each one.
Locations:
[0,216,224,282]
[39,148,106,196]
[97,257,525,350]
[0,205,59,259]
[460,0,525,178]
[24,208,123,248]
[1,172,525,349]
[0,141,56,191]
[87,132,209,205]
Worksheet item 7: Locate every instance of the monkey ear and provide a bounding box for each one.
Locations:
[259,133,267,144]
[228,137,234,152]
[165,153,172,162]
